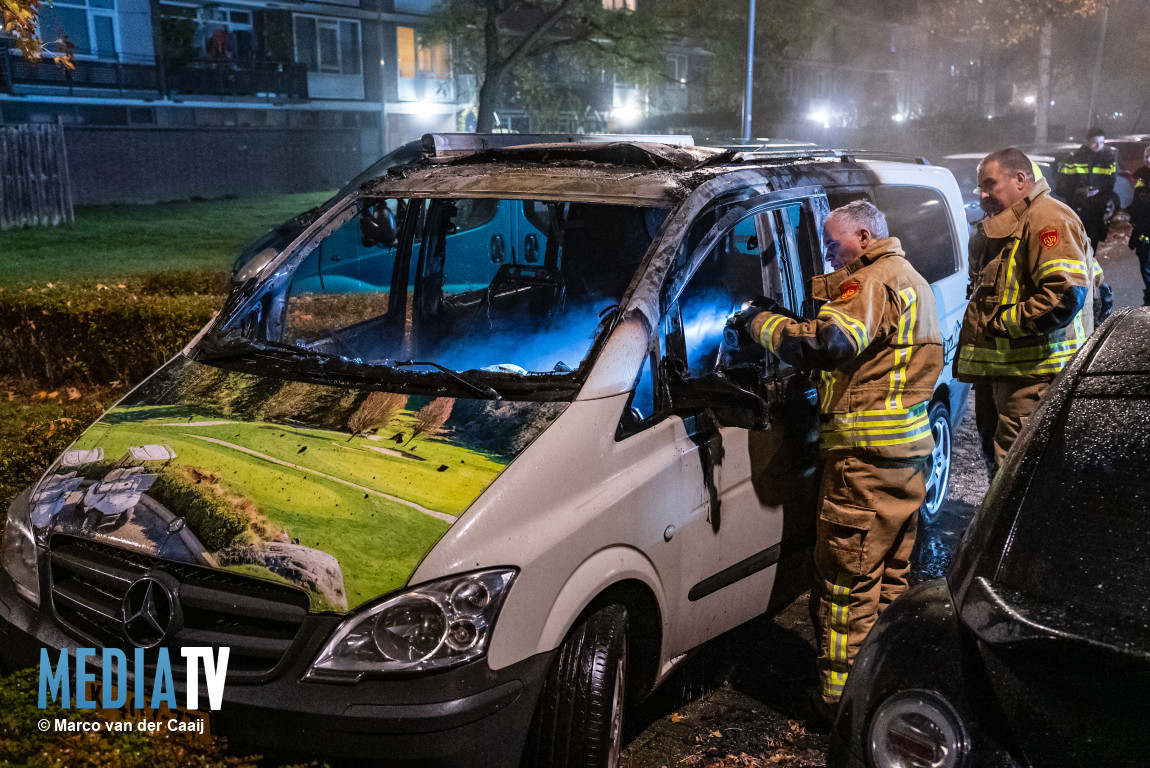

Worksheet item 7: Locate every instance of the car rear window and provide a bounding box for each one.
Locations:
[996,396,1150,649]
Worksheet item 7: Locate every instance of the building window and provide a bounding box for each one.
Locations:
[295,15,361,75]
[667,53,687,85]
[396,26,451,81]
[396,26,453,101]
[159,4,265,60]
[37,0,117,59]
[602,0,635,8]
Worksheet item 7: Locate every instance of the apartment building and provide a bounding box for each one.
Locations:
[0,0,459,202]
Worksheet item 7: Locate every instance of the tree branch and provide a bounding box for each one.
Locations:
[500,0,583,70]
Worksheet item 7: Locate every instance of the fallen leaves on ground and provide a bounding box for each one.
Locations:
[680,719,825,768]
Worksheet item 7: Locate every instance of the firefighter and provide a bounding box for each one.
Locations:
[1128,145,1150,305]
[725,200,943,717]
[957,148,1106,470]
[1056,127,1118,251]
[966,159,1056,479]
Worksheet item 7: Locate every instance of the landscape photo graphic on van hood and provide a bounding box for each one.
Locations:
[32,357,567,612]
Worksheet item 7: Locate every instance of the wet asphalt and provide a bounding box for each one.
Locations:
[621,227,1141,768]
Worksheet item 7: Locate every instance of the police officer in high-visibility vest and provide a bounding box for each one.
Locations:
[1056,127,1118,251]
[725,200,943,717]
[958,148,1104,468]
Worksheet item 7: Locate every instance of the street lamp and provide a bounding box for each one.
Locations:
[741,0,755,141]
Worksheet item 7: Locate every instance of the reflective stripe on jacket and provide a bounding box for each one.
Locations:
[955,178,1098,382]
[1056,145,1117,203]
[749,237,943,459]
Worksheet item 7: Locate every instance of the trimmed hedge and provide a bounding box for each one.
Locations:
[0,286,222,388]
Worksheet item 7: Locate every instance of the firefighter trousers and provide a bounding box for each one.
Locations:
[990,378,1049,467]
[810,450,928,701]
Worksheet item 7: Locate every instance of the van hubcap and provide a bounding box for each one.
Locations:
[921,412,951,523]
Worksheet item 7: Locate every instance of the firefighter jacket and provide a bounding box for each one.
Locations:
[955,178,1102,383]
[748,237,943,459]
[1056,145,1117,208]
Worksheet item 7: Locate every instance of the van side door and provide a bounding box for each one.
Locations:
[656,189,828,654]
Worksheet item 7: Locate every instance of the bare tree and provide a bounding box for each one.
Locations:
[405,398,455,446]
[347,391,408,441]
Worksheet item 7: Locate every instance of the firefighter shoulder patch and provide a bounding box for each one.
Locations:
[1039,227,1059,249]
[839,281,860,301]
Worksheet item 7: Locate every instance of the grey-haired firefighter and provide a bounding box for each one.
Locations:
[958,148,1110,471]
[725,200,943,717]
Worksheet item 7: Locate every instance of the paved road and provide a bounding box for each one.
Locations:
[623,231,1141,768]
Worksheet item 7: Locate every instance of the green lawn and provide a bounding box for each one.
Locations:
[69,406,509,609]
[0,192,331,288]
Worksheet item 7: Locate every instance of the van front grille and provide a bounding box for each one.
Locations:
[49,536,309,678]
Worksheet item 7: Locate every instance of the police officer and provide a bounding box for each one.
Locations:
[957,148,1104,468]
[1056,127,1118,251]
[726,200,943,716]
[1128,145,1150,305]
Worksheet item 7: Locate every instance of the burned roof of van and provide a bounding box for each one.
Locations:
[357,140,897,205]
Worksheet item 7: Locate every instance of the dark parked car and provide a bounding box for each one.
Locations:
[828,306,1150,768]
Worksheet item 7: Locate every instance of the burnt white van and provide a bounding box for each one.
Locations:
[0,138,969,766]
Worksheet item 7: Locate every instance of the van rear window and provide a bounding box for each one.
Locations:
[874,185,960,284]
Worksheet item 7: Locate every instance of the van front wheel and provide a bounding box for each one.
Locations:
[524,604,629,768]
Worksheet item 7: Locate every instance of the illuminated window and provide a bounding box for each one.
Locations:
[397,26,415,79]
[396,26,451,79]
[396,25,453,100]
[602,0,636,9]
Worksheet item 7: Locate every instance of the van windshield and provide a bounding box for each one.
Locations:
[208,196,669,396]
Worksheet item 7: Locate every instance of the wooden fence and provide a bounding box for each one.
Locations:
[0,121,73,230]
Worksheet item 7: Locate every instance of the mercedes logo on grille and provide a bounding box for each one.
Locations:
[121,573,181,648]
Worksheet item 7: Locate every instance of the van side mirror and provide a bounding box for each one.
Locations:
[664,359,770,431]
[361,204,397,247]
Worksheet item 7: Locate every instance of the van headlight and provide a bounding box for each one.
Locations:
[868,690,968,768]
[1,492,41,607]
[305,569,516,681]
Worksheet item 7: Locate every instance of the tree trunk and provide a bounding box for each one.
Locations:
[476,66,506,133]
[1034,18,1053,144]
[476,1,504,134]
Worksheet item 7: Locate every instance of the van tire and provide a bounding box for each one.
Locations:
[524,604,629,768]
[919,400,952,525]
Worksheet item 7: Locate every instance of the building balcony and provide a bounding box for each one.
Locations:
[0,50,307,101]
[1,51,160,96]
[166,59,308,101]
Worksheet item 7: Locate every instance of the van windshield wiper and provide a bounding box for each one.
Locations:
[391,360,501,401]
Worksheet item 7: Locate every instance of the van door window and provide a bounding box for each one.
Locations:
[873,185,961,283]
[676,211,780,378]
[283,199,409,349]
